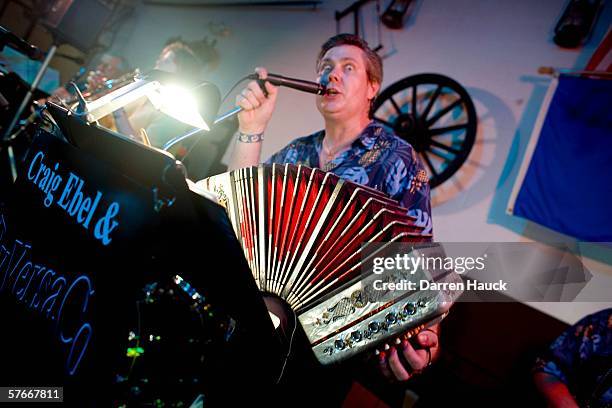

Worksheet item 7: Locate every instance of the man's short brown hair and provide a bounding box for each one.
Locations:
[316,33,383,85]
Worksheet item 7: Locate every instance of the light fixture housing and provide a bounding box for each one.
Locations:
[83,69,220,132]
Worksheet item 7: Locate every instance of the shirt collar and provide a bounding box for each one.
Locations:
[316,121,384,152]
[356,121,385,150]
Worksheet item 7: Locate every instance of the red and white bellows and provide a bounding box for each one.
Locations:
[198,164,460,364]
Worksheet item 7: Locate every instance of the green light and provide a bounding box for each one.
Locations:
[126,347,145,357]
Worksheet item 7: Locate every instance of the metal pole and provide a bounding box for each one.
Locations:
[162,105,242,152]
[162,126,207,151]
[213,106,242,125]
[3,44,57,140]
[2,44,57,183]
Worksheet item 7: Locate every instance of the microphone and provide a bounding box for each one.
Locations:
[165,73,325,151]
[247,72,326,95]
[213,72,327,125]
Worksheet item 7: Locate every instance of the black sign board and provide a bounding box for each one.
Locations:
[0,115,282,405]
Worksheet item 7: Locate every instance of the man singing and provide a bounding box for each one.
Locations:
[230,33,438,390]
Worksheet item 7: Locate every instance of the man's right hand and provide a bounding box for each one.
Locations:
[237,67,279,134]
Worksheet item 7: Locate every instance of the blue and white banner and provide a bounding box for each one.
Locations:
[508,75,612,241]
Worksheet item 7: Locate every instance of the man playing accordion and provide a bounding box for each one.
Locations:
[229,33,440,400]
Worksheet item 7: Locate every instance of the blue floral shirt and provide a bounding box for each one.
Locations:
[534,308,612,406]
[265,121,432,234]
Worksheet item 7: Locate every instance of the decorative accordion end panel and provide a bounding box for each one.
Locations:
[197,164,462,364]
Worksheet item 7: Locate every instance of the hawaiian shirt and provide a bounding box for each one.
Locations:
[265,121,432,234]
[534,308,612,407]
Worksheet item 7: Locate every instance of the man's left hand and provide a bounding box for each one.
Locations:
[377,324,439,382]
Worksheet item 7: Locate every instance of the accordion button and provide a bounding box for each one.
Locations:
[368,321,380,333]
[386,313,397,324]
[335,339,346,350]
[404,303,417,315]
[351,331,363,342]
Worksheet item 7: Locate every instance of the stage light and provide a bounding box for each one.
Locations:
[381,0,413,30]
[83,70,220,133]
[148,83,208,130]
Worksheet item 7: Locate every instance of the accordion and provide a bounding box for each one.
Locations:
[197,164,461,364]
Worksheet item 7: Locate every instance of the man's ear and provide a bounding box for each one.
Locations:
[367,81,380,101]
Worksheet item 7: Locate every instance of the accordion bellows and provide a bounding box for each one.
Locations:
[198,164,460,364]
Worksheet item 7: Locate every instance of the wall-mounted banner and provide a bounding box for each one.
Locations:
[507,75,612,241]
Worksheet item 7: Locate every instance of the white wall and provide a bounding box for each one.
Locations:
[111,0,612,323]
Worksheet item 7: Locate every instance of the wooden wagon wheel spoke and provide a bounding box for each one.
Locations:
[426,98,463,127]
[389,96,402,115]
[429,123,468,136]
[420,152,438,177]
[421,85,442,122]
[429,139,461,155]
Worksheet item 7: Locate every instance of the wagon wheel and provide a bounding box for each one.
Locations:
[372,73,477,189]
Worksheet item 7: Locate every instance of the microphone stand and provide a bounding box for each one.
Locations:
[162,105,240,152]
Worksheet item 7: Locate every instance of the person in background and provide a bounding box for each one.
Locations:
[533,308,612,408]
[111,37,232,179]
[114,38,207,148]
[45,38,208,149]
